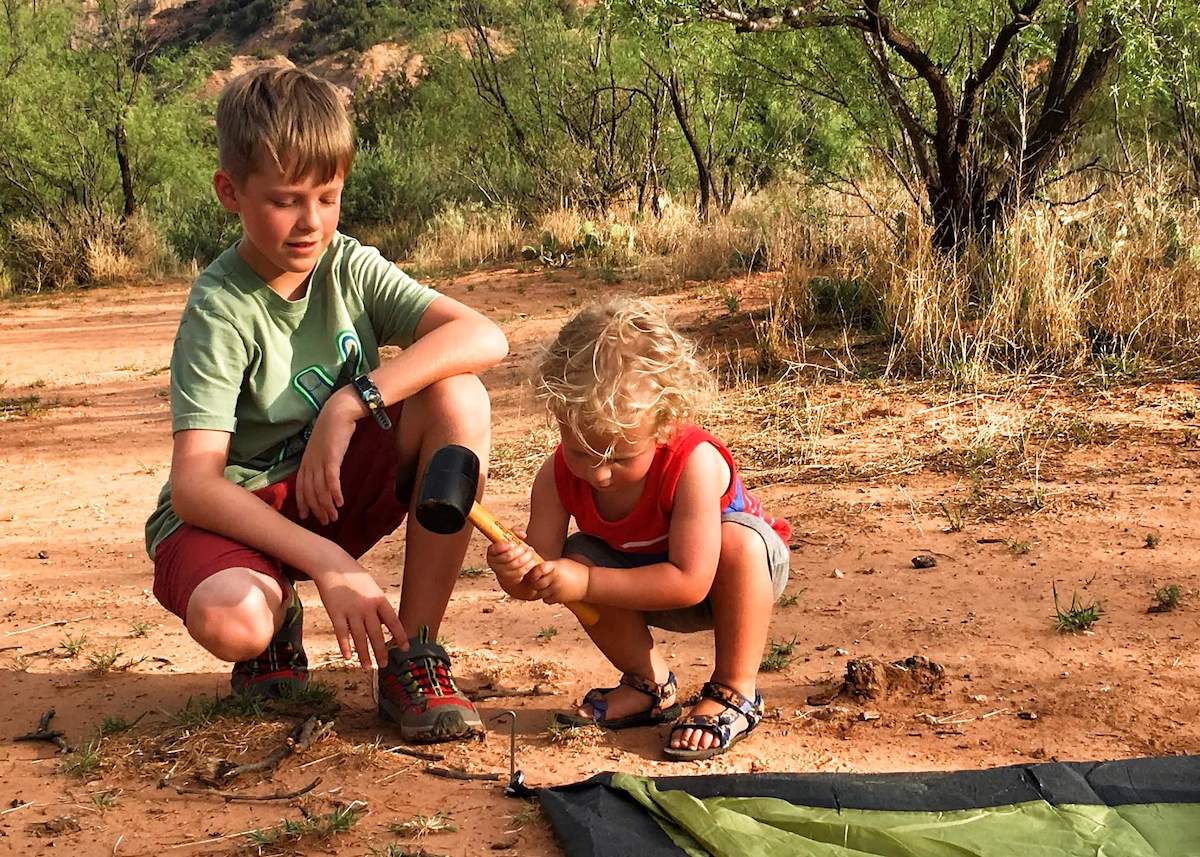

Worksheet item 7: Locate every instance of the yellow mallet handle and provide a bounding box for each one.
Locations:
[467,502,600,626]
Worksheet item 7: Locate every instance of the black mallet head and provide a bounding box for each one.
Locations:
[414,444,480,535]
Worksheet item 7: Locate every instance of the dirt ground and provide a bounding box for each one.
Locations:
[2,267,1199,856]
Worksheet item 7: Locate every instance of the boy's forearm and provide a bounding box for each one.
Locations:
[172,477,347,581]
[372,317,507,406]
[585,562,710,611]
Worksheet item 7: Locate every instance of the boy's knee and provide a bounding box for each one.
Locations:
[186,584,277,663]
[421,374,491,426]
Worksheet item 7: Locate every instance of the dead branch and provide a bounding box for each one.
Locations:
[467,684,555,701]
[213,715,333,782]
[163,777,321,803]
[385,745,444,762]
[424,766,501,782]
[15,708,71,753]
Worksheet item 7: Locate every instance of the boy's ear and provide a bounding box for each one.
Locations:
[213,170,241,214]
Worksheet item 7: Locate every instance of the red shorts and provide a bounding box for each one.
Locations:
[153,404,406,620]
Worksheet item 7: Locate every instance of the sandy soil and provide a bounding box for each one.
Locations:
[1,267,1199,856]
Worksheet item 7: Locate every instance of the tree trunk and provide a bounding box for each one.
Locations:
[114,117,135,220]
[665,69,711,220]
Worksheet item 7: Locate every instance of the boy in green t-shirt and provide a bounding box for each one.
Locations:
[145,67,507,743]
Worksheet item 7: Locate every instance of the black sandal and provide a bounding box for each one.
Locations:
[552,671,682,730]
[663,681,763,761]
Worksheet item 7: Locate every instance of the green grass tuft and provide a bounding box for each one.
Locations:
[1052,584,1102,633]
[760,637,798,672]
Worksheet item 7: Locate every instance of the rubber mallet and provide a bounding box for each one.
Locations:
[414,444,600,626]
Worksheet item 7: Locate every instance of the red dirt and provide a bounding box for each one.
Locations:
[1,268,1199,855]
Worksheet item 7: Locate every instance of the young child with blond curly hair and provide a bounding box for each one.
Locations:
[487,298,791,760]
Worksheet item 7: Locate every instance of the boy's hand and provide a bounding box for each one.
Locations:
[312,552,407,670]
[527,557,590,606]
[486,531,539,600]
[297,401,358,525]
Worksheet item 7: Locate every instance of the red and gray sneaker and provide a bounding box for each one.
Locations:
[230,591,309,698]
[378,627,482,743]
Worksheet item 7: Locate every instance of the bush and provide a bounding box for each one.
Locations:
[2,210,165,293]
[160,195,241,267]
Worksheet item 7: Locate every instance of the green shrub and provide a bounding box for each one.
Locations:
[161,195,241,267]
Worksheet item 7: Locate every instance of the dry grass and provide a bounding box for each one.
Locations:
[411,204,523,272]
[399,166,1200,378]
[3,210,166,293]
[489,423,559,482]
[753,170,1200,378]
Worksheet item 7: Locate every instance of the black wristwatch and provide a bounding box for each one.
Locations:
[351,373,392,430]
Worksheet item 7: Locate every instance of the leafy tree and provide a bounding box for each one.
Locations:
[686,0,1140,251]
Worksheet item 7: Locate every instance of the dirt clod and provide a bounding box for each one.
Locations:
[27,815,80,837]
[912,554,937,569]
[844,655,946,701]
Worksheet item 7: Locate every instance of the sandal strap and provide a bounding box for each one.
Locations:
[670,684,764,748]
[700,681,761,724]
[619,671,678,713]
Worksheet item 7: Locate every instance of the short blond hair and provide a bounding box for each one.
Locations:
[535,298,714,452]
[216,67,353,184]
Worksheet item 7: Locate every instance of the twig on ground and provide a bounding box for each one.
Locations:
[467,685,554,701]
[384,745,444,762]
[0,801,35,815]
[164,826,264,850]
[424,765,501,782]
[15,709,72,753]
[163,777,321,802]
[214,715,334,781]
[0,644,23,653]
[3,619,68,637]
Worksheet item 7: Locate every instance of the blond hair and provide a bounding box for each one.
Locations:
[215,67,353,184]
[535,298,715,452]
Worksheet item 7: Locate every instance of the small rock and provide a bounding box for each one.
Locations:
[860,711,881,721]
[834,647,849,656]
[969,694,989,703]
[491,836,519,850]
[36,550,48,560]
[481,606,494,614]
[832,568,845,579]
[815,644,832,652]
[912,554,937,569]
[1017,710,1038,721]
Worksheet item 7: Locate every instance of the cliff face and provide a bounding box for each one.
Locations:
[145,0,423,103]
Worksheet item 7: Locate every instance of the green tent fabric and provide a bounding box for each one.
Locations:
[611,774,1200,857]
[539,756,1200,857]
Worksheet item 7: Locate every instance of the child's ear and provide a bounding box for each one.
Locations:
[212,170,240,214]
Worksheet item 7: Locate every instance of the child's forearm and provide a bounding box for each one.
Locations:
[585,562,711,612]
[372,315,507,405]
[172,476,350,582]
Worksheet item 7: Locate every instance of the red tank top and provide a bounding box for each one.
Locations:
[553,424,791,554]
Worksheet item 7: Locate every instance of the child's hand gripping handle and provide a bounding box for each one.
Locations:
[468,503,600,626]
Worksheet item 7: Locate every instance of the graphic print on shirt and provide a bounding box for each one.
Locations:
[290,329,364,412]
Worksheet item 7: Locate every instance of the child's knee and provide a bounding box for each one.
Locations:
[185,574,279,662]
[717,521,769,576]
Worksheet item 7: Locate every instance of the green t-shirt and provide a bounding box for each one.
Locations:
[144,232,437,558]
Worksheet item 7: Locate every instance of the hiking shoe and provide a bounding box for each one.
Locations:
[378,627,482,743]
[230,590,309,698]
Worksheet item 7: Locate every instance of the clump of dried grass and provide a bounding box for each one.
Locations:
[411,203,524,272]
[489,423,559,482]
[703,377,828,480]
[3,209,165,293]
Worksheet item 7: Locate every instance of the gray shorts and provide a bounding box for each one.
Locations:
[562,511,790,633]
